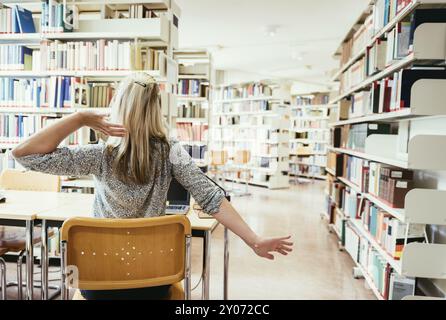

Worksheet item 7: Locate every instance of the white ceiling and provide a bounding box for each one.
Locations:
[175,0,370,85]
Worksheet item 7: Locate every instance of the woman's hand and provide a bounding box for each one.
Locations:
[78,111,127,137]
[250,236,293,260]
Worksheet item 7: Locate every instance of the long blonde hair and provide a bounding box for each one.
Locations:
[107,73,170,185]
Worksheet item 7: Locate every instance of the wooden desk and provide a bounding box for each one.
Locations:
[0,190,80,300]
[31,192,226,300]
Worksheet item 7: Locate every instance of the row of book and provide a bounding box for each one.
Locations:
[340,69,446,120]
[0,77,114,109]
[340,22,411,94]
[292,107,327,118]
[255,157,288,171]
[181,144,207,161]
[41,1,74,33]
[290,154,327,167]
[0,5,36,34]
[253,144,287,157]
[359,199,425,260]
[215,100,271,114]
[349,225,416,300]
[39,41,163,72]
[217,83,273,100]
[339,4,427,69]
[0,45,33,71]
[177,102,208,119]
[211,127,287,143]
[339,154,414,209]
[339,8,446,95]
[0,150,21,173]
[176,123,208,142]
[0,114,89,145]
[291,119,328,130]
[290,142,327,154]
[128,4,160,19]
[178,79,208,97]
[293,93,330,106]
[292,130,330,141]
[332,123,391,152]
[290,163,325,177]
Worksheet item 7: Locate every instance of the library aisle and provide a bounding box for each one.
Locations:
[191,183,375,300]
[1,0,446,305]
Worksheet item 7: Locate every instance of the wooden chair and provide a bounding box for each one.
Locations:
[0,169,60,299]
[60,215,192,300]
[0,169,61,192]
[0,248,7,300]
[209,150,229,188]
[230,150,251,196]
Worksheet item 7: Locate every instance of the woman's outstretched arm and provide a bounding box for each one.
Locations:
[12,112,125,158]
[214,199,293,260]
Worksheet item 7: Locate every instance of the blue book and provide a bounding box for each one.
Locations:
[14,6,36,33]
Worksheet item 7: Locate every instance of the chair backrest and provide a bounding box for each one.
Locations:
[211,150,228,166]
[0,169,60,192]
[60,215,192,291]
[234,150,250,165]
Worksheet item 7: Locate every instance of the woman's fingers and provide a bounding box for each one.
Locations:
[279,246,293,252]
[276,249,288,256]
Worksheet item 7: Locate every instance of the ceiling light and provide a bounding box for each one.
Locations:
[264,25,279,37]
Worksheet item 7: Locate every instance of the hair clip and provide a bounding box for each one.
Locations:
[134,81,147,88]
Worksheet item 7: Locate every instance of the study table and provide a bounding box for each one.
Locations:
[0,190,229,300]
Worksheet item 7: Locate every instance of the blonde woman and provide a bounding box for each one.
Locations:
[12,73,293,300]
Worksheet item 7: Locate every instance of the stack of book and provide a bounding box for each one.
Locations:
[38,40,163,72]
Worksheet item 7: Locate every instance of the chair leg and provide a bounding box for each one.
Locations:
[17,250,25,300]
[0,257,6,300]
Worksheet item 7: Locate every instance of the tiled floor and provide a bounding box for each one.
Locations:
[1,181,375,300]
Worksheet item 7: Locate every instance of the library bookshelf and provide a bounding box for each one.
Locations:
[0,0,180,171]
[209,82,290,189]
[173,49,212,166]
[289,92,332,182]
[325,0,446,300]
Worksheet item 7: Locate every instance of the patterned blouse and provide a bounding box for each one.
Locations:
[14,140,225,218]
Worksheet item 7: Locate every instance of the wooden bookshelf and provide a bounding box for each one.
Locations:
[326,0,446,300]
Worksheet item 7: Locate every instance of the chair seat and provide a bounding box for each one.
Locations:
[0,226,54,253]
[72,282,185,300]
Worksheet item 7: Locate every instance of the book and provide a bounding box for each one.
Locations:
[14,5,36,33]
[389,273,416,300]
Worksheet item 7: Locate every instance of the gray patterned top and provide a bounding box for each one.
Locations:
[14,140,225,218]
